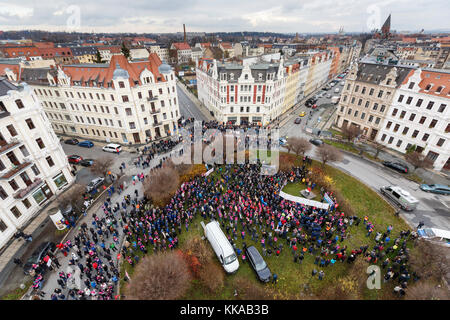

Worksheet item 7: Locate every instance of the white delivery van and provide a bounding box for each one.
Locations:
[334,88,340,93]
[201,220,239,273]
[102,143,122,153]
[380,186,419,211]
[331,96,340,104]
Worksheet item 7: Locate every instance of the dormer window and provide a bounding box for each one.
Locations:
[436,86,443,93]
[119,81,125,88]
[408,82,414,89]
[258,73,263,81]
[229,73,234,81]
[425,84,432,91]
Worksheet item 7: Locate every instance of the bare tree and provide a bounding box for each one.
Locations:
[89,156,114,179]
[144,161,180,207]
[125,251,191,300]
[58,184,85,212]
[409,239,450,281]
[315,144,343,167]
[341,125,361,143]
[287,137,311,157]
[404,151,434,172]
[372,141,386,159]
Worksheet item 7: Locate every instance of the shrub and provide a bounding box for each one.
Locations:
[144,162,180,207]
[125,251,191,300]
[232,277,274,300]
[198,261,224,293]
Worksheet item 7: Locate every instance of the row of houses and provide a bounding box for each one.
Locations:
[336,62,450,171]
[196,46,361,126]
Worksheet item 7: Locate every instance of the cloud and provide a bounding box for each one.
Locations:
[0,0,447,33]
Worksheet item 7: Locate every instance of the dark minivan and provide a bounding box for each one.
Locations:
[245,245,271,283]
[23,241,56,275]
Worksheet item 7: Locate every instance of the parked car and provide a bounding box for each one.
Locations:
[23,241,56,275]
[312,104,318,109]
[299,111,306,117]
[245,245,272,283]
[64,138,79,145]
[102,143,122,153]
[321,86,329,91]
[380,185,419,211]
[67,155,83,164]
[80,159,94,167]
[294,118,302,124]
[309,139,324,146]
[325,93,332,99]
[78,140,94,148]
[419,184,450,195]
[86,177,105,192]
[382,161,409,174]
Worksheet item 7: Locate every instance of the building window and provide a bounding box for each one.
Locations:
[369,88,374,96]
[355,85,359,92]
[25,118,35,130]
[396,140,403,147]
[32,189,46,205]
[386,121,392,129]
[388,136,393,144]
[392,108,398,116]
[372,103,378,111]
[409,113,416,121]
[412,130,419,138]
[377,90,383,98]
[408,82,415,89]
[368,115,373,122]
[129,122,136,129]
[416,99,423,107]
[22,198,31,209]
[426,101,434,110]
[36,138,45,149]
[402,127,409,135]
[46,156,55,167]
[429,119,437,128]
[125,108,132,116]
[31,164,40,176]
[381,134,386,141]
[393,124,400,132]
[53,172,68,189]
[375,117,380,124]
[119,81,125,88]
[0,219,7,232]
[361,112,365,119]
[122,95,129,102]
[422,133,429,142]
[406,97,413,105]
[7,124,18,136]
[19,145,29,157]
[437,138,445,147]
[0,186,8,200]
[15,99,25,109]
[419,116,426,124]
[380,105,386,113]
[10,206,22,219]
[438,104,446,113]
[399,111,406,119]
[9,179,19,191]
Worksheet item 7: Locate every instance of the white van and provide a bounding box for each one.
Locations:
[102,143,122,153]
[334,88,340,93]
[380,186,419,211]
[201,220,239,274]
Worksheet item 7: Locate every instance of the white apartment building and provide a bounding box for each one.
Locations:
[191,47,203,62]
[148,45,170,63]
[377,68,450,171]
[0,78,74,249]
[2,54,181,144]
[129,48,150,60]
[303,51,333,97]
[170,43,192,65]
[197,58,288,125]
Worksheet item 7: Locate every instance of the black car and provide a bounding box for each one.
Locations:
[23,241,56,275]
[245,246,271,283]
[64,138,79,145]
[382,161,409,174]
[309,138,324,146]
[80,159,94,167]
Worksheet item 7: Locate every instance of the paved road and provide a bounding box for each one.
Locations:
[176,83,209,122]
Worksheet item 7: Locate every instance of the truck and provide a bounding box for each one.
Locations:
[331,96,340,104]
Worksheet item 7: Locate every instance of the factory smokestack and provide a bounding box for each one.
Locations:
[183,24,186,43]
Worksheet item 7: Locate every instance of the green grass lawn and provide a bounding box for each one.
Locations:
[121,154,412,300]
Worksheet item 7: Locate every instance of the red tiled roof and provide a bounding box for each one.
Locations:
[39,47,73,58]
[403,69,450,97]
[173,43,191,50]
[61,53,165,88]
[220,42,233,49]
[0,47,40,59]
[33,42,55,48]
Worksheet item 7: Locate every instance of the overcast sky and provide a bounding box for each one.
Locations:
[0,0,448,34]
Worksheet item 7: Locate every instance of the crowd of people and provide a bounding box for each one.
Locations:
[24,118,422,299]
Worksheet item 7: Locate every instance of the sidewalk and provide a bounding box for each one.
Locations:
[21,145,185,299]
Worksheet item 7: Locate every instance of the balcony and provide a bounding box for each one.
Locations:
[152,121,163,127]
[0,140,23,156]
[147,95,158,102]
[14,177,43,199]
[149,108,161,114]
[0,161,32,180]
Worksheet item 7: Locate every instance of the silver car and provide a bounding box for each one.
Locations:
[86,177,105,192]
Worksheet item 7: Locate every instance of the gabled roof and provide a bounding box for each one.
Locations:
[173,43,191,50]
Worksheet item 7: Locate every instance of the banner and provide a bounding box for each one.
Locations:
[324,193,335,206]
[203,168,214,177]
[278,190,330,210]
